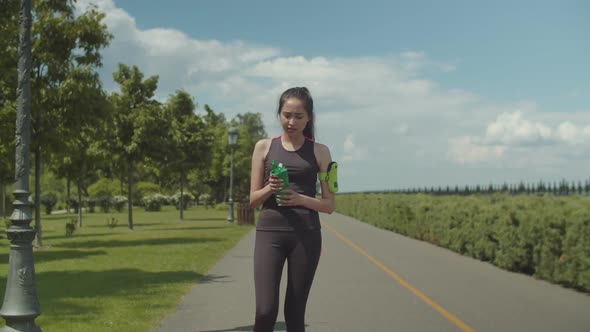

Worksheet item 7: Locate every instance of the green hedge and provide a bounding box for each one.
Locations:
[335,193,590,293]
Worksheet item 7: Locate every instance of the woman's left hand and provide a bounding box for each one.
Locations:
[277,189,305,207]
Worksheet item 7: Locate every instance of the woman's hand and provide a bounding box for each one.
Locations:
[276,189,305,207]
[268,175,284,193]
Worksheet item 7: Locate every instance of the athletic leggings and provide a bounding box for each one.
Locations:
[253,229,322,332]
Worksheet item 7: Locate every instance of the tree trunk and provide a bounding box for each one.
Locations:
[127,157,134,230]
[179,171,184,221]
[66,177,71,213]
[222,177,227,204]
[120,174,124,195]
[34,146,43,247]
[0,182,5,218]
[77,176,83,227]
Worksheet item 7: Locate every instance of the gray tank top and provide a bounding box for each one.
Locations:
[257,136,320,231]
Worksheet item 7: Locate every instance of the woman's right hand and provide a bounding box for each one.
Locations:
[269,175,284,193]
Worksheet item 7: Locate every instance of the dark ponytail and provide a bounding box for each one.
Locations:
[277,87,315,141]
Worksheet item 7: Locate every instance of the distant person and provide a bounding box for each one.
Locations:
[249,87,337,332]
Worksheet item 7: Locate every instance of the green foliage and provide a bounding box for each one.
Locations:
[190,105,227,203]
[231,112,267,202]
[143,194,168,212]
[2,189,14,217]
[110,64,161,160]
[112,195,127,213]
[110,64,162,228]
[172,192,194,210]
[68,198,79,213]
[40,192,58,215]
[336,193,590,293]
[0,0,112,244]
[95,196,112,213]
[163,90,214,203]
[214,203,228,211]
[198,193,212,206]
[88,178,120,198]
[84,196,96,213]
[0,102,15,186]
[134,181,160,204]
[1,2,271,230]
[0,0,19,187]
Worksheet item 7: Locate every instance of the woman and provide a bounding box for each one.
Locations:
[249,87,336,332]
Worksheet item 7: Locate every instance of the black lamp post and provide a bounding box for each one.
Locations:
[227,127,238,222]
[0,0,42,331]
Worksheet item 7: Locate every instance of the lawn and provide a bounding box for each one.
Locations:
[0,205,254,332]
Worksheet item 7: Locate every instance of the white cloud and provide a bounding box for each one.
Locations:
[556,121,590,145]
[77,0,280,93]
[484,111,553,145]
[74,0,590,190]
[448,110,590,164]
[448,136,506,164]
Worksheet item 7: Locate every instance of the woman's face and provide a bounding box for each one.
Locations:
[280,97,309,137]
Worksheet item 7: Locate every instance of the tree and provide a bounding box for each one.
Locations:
[53,66,111,227]
[521,183,526,194]
[537,179,546,193]
[0,0,19,218]
[230,112,267,202]
[190,104,227,203]
[163,90,213,220]
[110,64,161,230]
[0,101,15,218]
[26,1,111,246]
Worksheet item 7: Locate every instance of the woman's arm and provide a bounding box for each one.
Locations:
[249,139,282,208]
[277,143,336,214]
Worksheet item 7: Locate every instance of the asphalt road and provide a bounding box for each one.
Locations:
[152,212,590,332]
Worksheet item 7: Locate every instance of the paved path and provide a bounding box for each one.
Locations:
[152,212,590,332]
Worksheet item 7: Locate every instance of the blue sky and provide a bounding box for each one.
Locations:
[117,0,589,111]
[79,0,589,192]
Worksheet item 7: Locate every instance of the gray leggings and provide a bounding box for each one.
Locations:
[253,229,322,332]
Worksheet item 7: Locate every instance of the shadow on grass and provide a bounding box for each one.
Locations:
[35,249,107,263]
[130,217,228,227]
[39,268,202,298]
[57,236,223,249]
[79,220,224,228]
[146,226,230,232]
[0,268,203,326]
[0,273,96,331]
[0,250,107,265]
[199,321,291,332]
[181,217,228,222]
[0,274,92,326]
[43,232,122,241]
[81,224,131,228]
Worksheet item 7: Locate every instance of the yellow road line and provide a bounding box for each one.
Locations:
[322,221,476,332]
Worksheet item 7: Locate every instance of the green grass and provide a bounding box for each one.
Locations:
[0,205,254,332]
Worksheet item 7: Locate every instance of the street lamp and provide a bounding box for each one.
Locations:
[227,126,238,222]
[0,0,42,331]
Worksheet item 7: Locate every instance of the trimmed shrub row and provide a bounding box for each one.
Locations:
[335,193,590,293]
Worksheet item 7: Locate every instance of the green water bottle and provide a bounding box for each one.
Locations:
[270,160,289,204]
